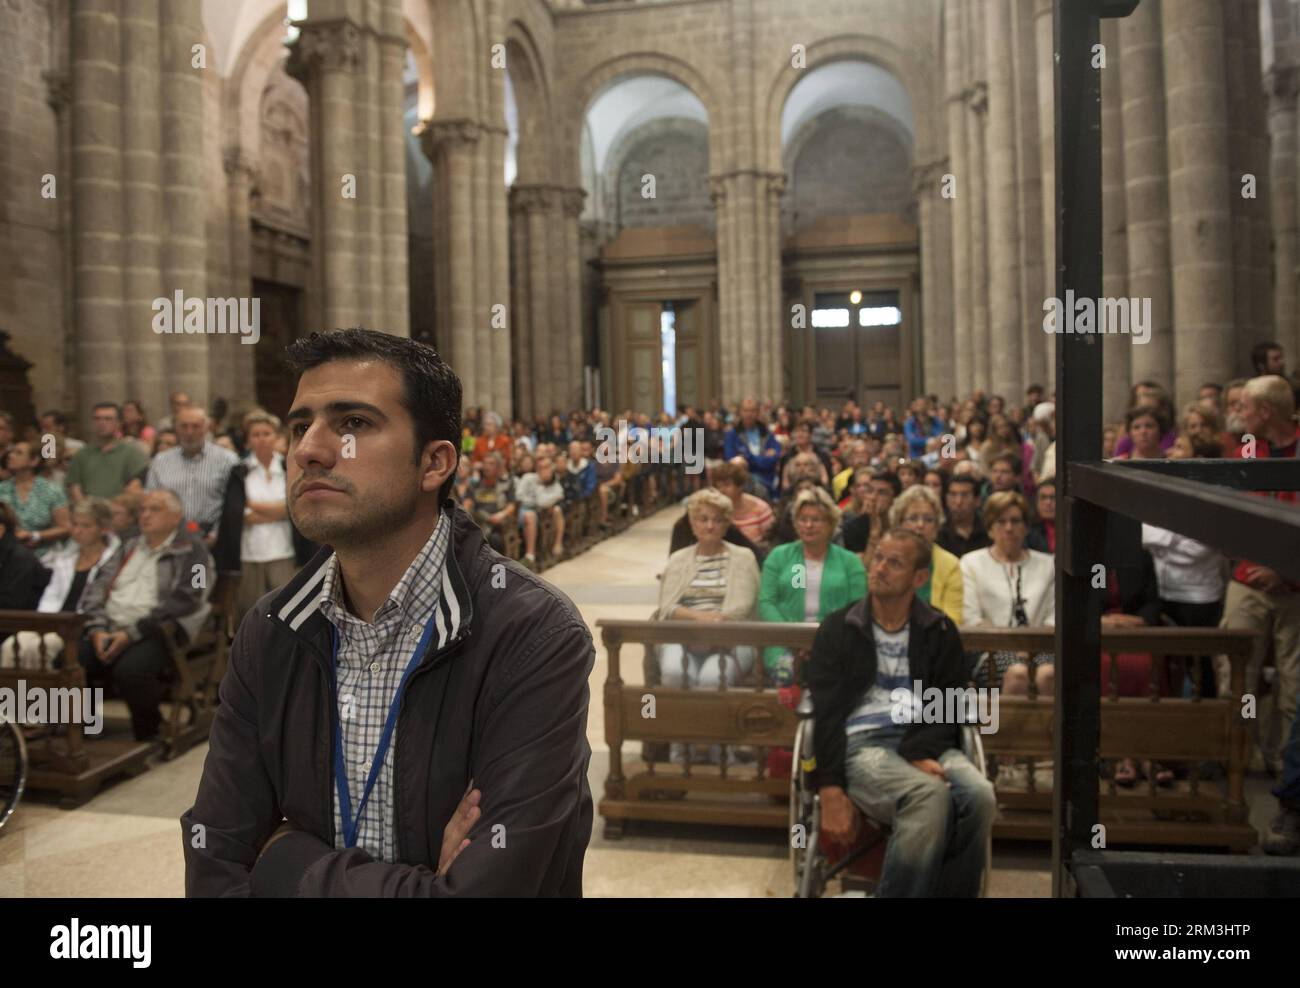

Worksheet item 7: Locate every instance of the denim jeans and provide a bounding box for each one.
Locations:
[1275,687,1300,810]
[844,735,996,897]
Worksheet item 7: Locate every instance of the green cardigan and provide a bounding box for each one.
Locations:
[759,540,867,667]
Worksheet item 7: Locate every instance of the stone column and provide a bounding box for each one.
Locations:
[1224,1,1255,354]
[713,171,768,399]
[763,173,786,400]
[43,69,77,414]
[1241,1,1274,349]
[378,23,409,336]
[508,188,535,417]
[945,0,972,398]
[1034,0,1056,382]
[985,0,1021,401]
[1162,0,1235,402]
[915,160,954,399]
[224,147,258,411]
[289,20,362,333]
[120,0,165,415]
[1012,0,1045,391]
[159,0,208,404]
[562,188,588,411]
[708,176,738,403]
[1101,18,1131,423]
[1269,63,1299,359]
[1119,0,1173,393]
[71,0,127,432]
[966,79,990,393]
[487,126,512,419]
[420,120,482,406]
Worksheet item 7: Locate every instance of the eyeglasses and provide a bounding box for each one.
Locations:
[902,514,937,526]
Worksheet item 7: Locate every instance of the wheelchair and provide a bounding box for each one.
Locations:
[789,690,992,898]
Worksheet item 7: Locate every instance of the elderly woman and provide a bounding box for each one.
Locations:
[0,498,119,671]
[960,490,1056,697]
[887,485,963,625]
[760,486,867,686]
[654,488,761,688]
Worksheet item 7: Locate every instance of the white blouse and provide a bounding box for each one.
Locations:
[960,547,1055,628]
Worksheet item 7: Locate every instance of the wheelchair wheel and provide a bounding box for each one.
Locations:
[789,719,825,898]
[0,720,28,833]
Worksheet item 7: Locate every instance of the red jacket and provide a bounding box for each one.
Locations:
[1230,425,1299,587]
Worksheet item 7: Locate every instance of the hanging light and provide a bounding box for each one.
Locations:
[849,290,862,305]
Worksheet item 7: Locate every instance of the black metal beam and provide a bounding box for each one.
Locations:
[1053,0,1107,897]
[1072,462,1300,582]
[1110,457,1300,491]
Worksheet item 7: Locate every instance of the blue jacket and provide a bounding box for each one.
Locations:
[904,415,945,459]
[724,425,783,498]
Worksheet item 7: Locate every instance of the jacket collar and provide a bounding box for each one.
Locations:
[844,593,943,634]
[268,500,477,656]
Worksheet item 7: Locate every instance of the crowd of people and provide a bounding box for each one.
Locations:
[0,341,1298,860]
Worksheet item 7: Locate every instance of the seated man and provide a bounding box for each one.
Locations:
[516,453,566,568]
[805,528,995,897]
[77,489,214,741]
[464,452,516,553]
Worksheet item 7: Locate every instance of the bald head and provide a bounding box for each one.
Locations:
[176,406,209,453]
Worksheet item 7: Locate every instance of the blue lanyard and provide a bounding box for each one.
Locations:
[330,611,440,850]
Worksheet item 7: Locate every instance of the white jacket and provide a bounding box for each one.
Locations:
[1141,524,1227,604]
[36,535,121,613]
[960,547,1056,628]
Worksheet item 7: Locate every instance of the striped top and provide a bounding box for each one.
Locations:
[317,511,453,862]
[845,621,913,747]
[678,551,728,612]
[145,441,238,530]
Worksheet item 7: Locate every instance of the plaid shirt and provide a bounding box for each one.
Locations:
[317,512,451,862]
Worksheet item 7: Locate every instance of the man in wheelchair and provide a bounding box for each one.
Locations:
[805,528,996,897]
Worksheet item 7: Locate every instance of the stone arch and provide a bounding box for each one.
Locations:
[761,34,934,174]
[406,21,436,120]
[564,51,721,187]
[506,20,556,185]
[225,5,298,164]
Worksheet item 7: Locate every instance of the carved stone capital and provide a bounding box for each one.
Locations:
[911,158,949,196]
[286,20,363,81]
[509,183,555,214]
[560,187,586,217]
[764,171,787,201]
[707,174,728,206]
[417,117,482,160]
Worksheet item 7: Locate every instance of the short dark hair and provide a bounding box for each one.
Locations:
[870,469,902,497]
[284,328,463,503]
[40,409,69,428]
[947,474,980,497]
[881,527,931,571]
[1251,340,1283,372]
[1125,403,1169,434]
[990,451,1021,474]
[91,402,122,421]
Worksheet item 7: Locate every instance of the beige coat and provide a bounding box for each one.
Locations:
[654,541,761,621]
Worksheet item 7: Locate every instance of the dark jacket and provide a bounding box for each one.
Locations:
[213,455,320,573]
[79,528,214,645]
[182,501,594,897]
[1110,550,1162,626]
[804,595,968,790]
[668,513,767,566]
[0,531,51,648]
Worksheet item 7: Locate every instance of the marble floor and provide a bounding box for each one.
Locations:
[0,506,1277,897]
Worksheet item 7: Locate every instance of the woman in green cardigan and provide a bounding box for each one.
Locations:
[759,486,867,685]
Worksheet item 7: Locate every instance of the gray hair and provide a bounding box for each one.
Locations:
[686,488,733,523]
[71,497,113,530]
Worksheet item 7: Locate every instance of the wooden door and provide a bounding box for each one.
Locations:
[252,279,303,419]
[623,300,663,415]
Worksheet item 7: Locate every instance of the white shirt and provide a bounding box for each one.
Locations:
[241,454,295,563]
[104,531,176,630]
[1141,524,1227,604]
[803,558,825,621]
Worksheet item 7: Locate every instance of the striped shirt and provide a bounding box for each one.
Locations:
[317,511,452,862]
[145,441,238,530]
[846,621,913,747]
[678,551,728,612]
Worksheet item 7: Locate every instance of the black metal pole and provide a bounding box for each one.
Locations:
[1052,0,1105,897]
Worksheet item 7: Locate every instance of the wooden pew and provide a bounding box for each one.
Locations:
[597,619,1257,849]
[0,610,154,807]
